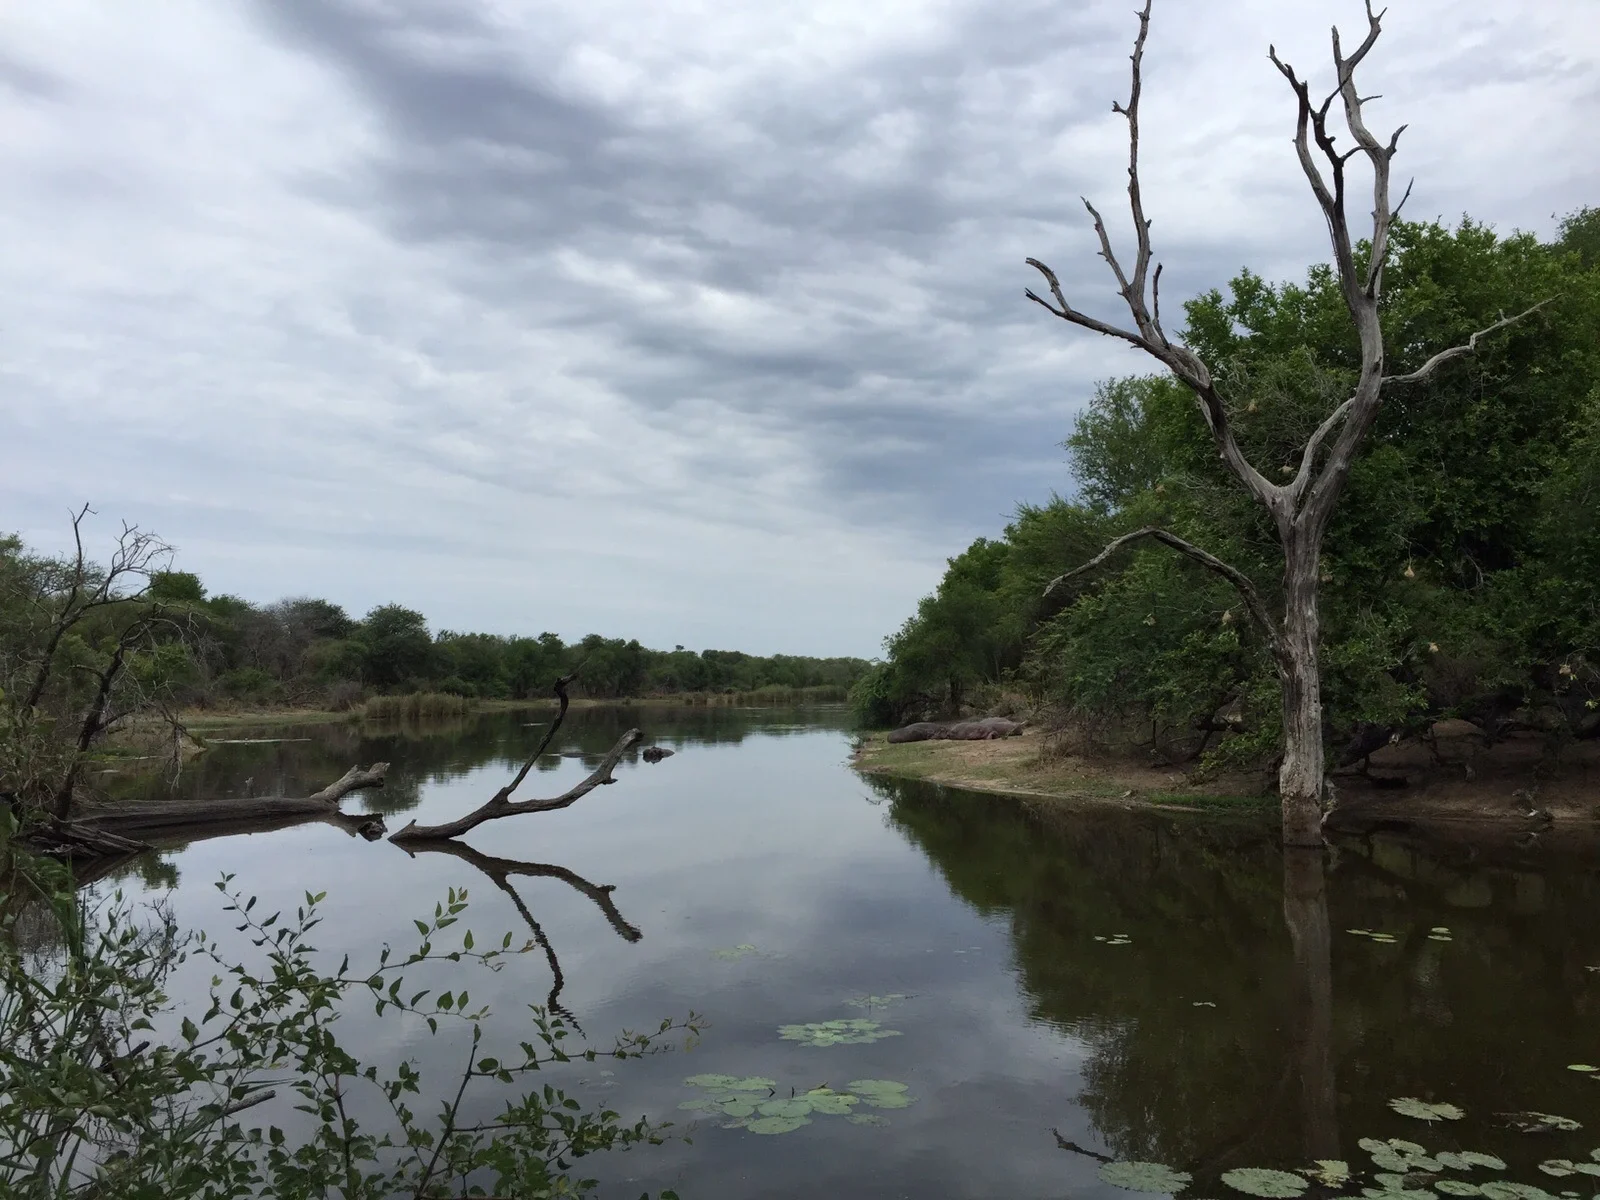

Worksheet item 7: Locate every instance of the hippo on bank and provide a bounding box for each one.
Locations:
[886,717,1026,744]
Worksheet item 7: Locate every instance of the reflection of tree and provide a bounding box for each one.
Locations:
[1283,848,1337,1160]
[879,769,1600,1178]
[398,840,641,1031]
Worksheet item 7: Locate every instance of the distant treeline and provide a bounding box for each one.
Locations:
[855,211,1600,767]
[117,570,870,709]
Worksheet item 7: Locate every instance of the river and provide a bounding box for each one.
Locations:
[93,705,1600,1198]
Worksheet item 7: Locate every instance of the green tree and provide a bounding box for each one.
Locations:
[358,605,434,691]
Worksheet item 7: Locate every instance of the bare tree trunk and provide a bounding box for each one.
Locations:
[1278,543,1326,847]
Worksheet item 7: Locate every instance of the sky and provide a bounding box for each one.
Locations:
[3,0,1596,658]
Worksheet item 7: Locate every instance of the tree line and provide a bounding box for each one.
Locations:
[1,534,868,715]
[854,207,1600,780]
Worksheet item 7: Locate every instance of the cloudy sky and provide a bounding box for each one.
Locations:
[4,1,1595,657]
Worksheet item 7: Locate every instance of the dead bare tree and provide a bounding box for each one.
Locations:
[1026,0,1547,844]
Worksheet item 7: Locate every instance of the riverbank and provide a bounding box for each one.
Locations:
[852,726,1600,833]
[852,731,1273,813]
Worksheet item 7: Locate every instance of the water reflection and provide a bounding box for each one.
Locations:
[867,771,1600,1182]
[41,709,1600,1199]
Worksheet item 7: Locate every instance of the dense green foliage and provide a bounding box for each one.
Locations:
[0,539,867,715]
[857,215,1600,767]
[144,575,867,707]
[0,845,691,1197]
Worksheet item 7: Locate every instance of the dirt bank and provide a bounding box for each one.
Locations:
[852,724,1600,835]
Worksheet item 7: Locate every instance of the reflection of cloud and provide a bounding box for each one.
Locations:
[7,1,1596,653]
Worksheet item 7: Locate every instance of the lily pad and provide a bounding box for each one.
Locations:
[1309,1161,1350,1186]
[1498,1113,1583,1134]
[844,993,910,1009]
[747,1115,811,1135]
[1429,934,1455,942]
[1567,1065,1598,1074]
[718,1099,757,1118]
[1364,1140,1441,1173]
[757,1097,814,1119]
[1437,1152,1509,1172]
[1193,1001,1218,1008]
[1480,1184,1558,1200]
[803,1089,859,1116]
[847,1079,915,1109]
[1099,1161,1192,1193]
[1540,1163,1600,1180]
[778,1019,902,1047]
[1390,1097,1466,1122]
[1431,926,1452,934]
[1222,1168,1309,1197]
[1436,1182,1484,1196]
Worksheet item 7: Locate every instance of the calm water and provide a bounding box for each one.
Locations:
[94,707,1600,1198]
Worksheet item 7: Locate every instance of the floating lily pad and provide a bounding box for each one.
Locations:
[778,1019,901,1047]
[1437,1152,1508,1172]
[681,1075,912,1134]
[1221,1167,1309,1197]
[1429,934,1455,942]
[847,1079,915,1109]
[747,1115,811,1135]
[1498,1113,1583,1134]
[1363,1139,1440,1173]
[1567,1065,1598,1074]
[844,993,911,1009]
[1540,1162,1600,1180]
[1192,1001,1218,1008]
[1390,1097,1466,1122]
[1431,926,1452,934]
[1099,1161,1192,1193]
[1480,1184,1558,1200]
[1309,1161,1350,1186]
[802,1088,859,1116]
[1436,1182,1484,1196]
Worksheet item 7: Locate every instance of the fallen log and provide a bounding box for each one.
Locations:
[71,763,390,838]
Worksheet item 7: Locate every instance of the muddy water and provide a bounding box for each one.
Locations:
[98,707,1600,1198]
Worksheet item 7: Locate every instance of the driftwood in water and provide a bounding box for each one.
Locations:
[388,671,639,844]
[70,763,391,840]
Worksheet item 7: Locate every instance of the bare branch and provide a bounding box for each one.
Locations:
[389,729,642,843]
[1286,397,1355,501]
[1024,258,1156,354]
[491,670,579,804]
[1381,301,1552,386]
[1044,526,1281,655]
